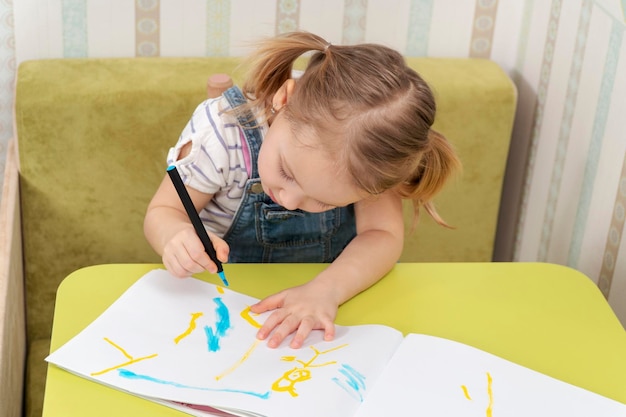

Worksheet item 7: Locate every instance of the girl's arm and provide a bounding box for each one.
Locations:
[250,189,405,348]
[144,175,229,277]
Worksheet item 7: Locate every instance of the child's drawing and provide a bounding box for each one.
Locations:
[486,372,494,417]
[204,297,231,352]
[90,337,158,376]
[271,344,348,397]
[462,372,494,416]
[214,339,261,381]
[88,296,357,403]
[174,312,203,344]
[461,384,472,400]
[240,305,262,328]
[47,270,404,417]
[213,305,265,380]
[332,364,367,402]
[115,367,272,399]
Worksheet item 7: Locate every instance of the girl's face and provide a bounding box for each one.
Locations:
[258,112,363,213]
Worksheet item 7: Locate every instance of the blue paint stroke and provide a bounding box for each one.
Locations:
[332,364,366,402]
[204,297,231,352]
[204,326,222,352]
[117,369,270,399]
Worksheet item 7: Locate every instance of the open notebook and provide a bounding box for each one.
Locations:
[46,269,626,417]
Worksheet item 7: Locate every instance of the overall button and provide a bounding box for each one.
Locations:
[250,183,264,194]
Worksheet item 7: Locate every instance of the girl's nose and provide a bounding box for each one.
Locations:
[279,188,303,210]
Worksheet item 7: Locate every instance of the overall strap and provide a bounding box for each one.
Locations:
[222,86,264,178]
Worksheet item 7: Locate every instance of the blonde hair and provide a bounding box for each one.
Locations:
[242,31,461,226]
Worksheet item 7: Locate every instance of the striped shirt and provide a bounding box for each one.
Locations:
[167,96,267,237]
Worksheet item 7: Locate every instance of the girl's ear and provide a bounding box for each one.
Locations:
[271,79,296,111]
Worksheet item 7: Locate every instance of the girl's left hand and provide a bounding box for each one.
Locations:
[249,280,339,349]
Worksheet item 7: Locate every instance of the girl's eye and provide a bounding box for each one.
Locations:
[279,164,295,182]
[316,200,333,210]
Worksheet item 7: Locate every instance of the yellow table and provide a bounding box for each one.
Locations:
[43,263,626,416]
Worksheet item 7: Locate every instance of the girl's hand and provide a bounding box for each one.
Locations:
[250,280,340,349]
[161,225,229,278]
[145,173,227,279]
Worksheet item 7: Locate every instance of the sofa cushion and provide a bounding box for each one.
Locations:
[16,58,243,344]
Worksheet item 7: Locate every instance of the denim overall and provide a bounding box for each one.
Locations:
[221,87,356,263]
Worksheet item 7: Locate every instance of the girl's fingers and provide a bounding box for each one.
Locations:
[267,315,301,348]
[289,317,316,349]
[250,293,284,314]
[256,308,288,341]
[208,233,230,263]
[322,320,336,341]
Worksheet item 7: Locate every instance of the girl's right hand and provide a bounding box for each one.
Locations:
[161,225,230,278]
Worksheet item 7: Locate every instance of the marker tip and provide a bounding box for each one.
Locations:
[218,271,229,287]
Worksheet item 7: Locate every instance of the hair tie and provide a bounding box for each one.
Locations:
[324,42,331,52]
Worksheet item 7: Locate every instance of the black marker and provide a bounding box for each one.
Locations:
[167,165,229,286]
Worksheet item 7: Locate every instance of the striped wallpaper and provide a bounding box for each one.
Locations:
[2,0,626,326]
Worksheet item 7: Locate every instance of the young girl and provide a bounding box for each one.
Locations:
[144,31,460,350]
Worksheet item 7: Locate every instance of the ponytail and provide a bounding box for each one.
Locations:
[242,32,329,118]
[397,129,461,228]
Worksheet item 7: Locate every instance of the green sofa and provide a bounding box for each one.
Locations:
[0,57,516,417]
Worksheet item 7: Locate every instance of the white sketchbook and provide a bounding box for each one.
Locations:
[46,269,626,417]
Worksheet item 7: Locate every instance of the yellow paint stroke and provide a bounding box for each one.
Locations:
[90,337,158,376]
[271,344,348,397]
[214,339,261,381]
[486,372,494,417]
[461,385,472,400]
[174,312,204,344]
[240,306,262,328]
[103,337,132,360]
[216,286,225,294]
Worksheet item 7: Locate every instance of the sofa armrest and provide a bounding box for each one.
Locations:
[0,136,26,417]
